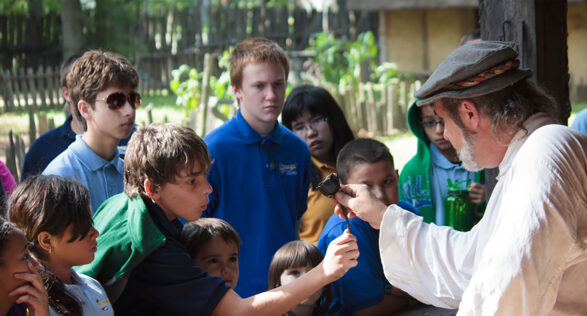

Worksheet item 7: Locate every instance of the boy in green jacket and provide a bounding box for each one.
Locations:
[76,123,359,315]
[399,101,486,227]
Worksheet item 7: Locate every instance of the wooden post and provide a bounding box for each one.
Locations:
[479,0,569,123]
[200,53,212,136]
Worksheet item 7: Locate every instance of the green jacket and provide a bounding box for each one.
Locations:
[398,100,484,224]
[76,193,165,288]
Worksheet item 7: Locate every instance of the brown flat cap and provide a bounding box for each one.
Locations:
[415,41,532,106]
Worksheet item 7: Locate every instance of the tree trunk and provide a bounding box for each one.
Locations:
[61,0,84,59]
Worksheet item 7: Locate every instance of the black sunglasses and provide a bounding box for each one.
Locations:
[95,91,141,110]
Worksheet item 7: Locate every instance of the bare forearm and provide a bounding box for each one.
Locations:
[214,263,329,316]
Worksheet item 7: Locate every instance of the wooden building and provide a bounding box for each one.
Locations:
[347,0,587,103]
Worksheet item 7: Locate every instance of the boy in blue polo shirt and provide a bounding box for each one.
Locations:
[43,50,139,213]
[23,53,134,179]
[203,37,312,297]
[317,138,420,315]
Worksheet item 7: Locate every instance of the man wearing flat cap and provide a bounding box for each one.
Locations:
[335,41,587,315]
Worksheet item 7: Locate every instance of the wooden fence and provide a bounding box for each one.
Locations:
[0,66,63,113]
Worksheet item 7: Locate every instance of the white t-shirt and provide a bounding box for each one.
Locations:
[50,269,113,316]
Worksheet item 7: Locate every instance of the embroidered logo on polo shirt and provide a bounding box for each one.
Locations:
[280,163,298,176]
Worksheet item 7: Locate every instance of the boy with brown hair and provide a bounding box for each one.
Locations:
[181,218,241,290]
[43,50,139,213]
[76,123,358,315]
[203,37,312,297]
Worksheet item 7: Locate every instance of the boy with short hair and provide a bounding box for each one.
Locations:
[43,50,139,213]
[399,101,486,226]
[203,37,312,297]
[317,138,419,315]
[23,53,134,179]
[180,218,241,290]
[76,123,358,315]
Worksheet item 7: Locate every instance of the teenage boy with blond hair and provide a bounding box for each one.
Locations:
[76,123,358,315]
[43,50,139,213]
[203,38,312,297]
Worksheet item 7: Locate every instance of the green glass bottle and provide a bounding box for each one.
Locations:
[444,180,473,231]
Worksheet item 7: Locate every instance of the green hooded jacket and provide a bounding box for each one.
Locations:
[398,100,484,224]
[75,193,166,300]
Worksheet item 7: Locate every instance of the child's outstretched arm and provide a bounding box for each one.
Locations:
[9,261,50,316]
[213,231,359,316]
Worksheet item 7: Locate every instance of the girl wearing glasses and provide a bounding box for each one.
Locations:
[282,85,355,245]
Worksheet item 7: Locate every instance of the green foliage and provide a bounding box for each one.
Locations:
[0,0,60,14]
[306,31,410,93]
[170,64,202,117]
[170,50,236,119]
[306,31,387,90]
[211,51,233,101]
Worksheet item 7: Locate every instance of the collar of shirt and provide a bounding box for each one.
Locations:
[144,198,183,239]
[234,109,283,146]
[429,143,462,170]
[71,135,124,174]
[311,156,336,173]
[498,112,556,180]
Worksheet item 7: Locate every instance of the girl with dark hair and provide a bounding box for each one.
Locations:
[268,240,332,316]
[282,85,355,245]
[8,175,113,316]
[0,217,49,316]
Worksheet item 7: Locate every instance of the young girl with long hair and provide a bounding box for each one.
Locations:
[8,175,113,316]
[268,240,333,316]
[0,217,49,316]
[282,85,355,244]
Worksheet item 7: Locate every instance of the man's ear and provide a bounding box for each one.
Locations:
[37,232,53,253]
[144,178,160,202]
[459,100,481,130]
[78,100,92,120]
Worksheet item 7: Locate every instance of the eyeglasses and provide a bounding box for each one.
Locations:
[95,91,141,110]
[421,119,444,129]
[292,116,328,133]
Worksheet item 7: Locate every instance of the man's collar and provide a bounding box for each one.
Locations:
[497,113,556,179]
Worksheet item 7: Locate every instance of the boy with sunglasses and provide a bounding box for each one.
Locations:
[43,50,139,214]
[22,53,135,180]
[398,101,486,227]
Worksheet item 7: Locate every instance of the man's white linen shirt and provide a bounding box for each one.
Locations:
[378,113,587,315]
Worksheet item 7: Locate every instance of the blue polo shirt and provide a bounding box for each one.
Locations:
[114,198,230,315]
[43,136,124,214]
[22,115,135,179]
[317,201,419,315]
[203,109,311,297]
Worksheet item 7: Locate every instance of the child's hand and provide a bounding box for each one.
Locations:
[321,230,359,283]
[468,182,486,204]
[335,184,388,229]
[9,261,50,316]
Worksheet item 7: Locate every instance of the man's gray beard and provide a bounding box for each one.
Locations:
[457,131,483,172]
